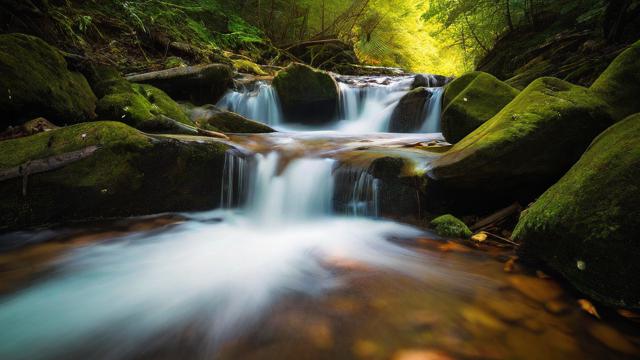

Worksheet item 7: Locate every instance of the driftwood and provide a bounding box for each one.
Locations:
[0,146,99,196]
[471,202,521,231]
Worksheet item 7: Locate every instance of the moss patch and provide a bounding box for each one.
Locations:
[232,59,267,75]
[94,67,192,131]
[0,33,96,126]
[513,114,640,308]
[442,71,519,143]
[0,121,229,230]
[430,77,613,193]
[430,214,472,239]
[591,40,640,121]
[272,63,338,124]
[193,106,274,133]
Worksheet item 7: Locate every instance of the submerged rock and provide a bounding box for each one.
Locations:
[91,66,194,133]
[513,114,640,309]
[430,214,472,239]
[590,39,640,121]
[0,33,96,127]
[272,63,339,124]
[126,64,233,105]
[441,72,519,143]
[388,87,432,133]
[429,77,613,198]
[188,105,275,133]
[0,121,229,230]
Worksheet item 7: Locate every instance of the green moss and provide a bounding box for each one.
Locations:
[165,56,187,69]
[0,33,96,126]
[442,71,519,143]
[94,69,192,130]
[0,121,230,230]
[430,214,472,239]
[513,114,640,308]
[232,59,267,75]
[272,63,339,123]
[197,110,274,133]
[430,77,613,191]
[591,40,640,121]
[0,121,150,169]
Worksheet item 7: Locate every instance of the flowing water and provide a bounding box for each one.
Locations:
[1,76,639,359]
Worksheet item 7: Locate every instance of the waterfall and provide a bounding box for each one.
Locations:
[334,166,380,217]
[216,81,283,126]
[420,87,444,133]
[220,151,253,209]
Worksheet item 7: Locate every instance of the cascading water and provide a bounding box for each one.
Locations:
[216,75,446,133]
[216,81,284,126]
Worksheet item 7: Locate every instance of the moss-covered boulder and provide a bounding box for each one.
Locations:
[126,64,234,105]
[388,87,432,133]
[430,214,472,238]
[429,77,613,197]
[232,59,268,76]
[272,63,339,124]
[441,72,519,143]
[0,121,229,230]
[591,39,640,121]
[189,105,275,133]
[513,114,640,309]
[91,66,193,132]
[0,33,96,127]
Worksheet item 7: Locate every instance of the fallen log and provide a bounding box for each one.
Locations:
[471,202,521,231]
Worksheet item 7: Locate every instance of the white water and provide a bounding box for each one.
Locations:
[216,75,444,133]
[216,81,284,126]
[0,149,485,360]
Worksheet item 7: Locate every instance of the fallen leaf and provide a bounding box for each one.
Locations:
[578,299,601,319]
[471,232,488,242]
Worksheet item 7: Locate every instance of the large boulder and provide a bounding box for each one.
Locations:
[91,66,194,132]
[429,77,613,197]
[188,105,275,133]
[388,87,432,133]
[0,121,229,230]
[272,63,339,124]
[441,72,519,143]
[513,114,640,309]
[0,33,96,127]
[126,64,233,105]
[590,39,640,121]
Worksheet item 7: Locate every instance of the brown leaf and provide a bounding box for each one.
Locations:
[578,299,601,319]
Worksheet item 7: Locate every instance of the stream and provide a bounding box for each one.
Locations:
[0,76,638,360]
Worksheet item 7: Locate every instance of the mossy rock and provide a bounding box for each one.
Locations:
[93,67,193,132]
[0,121,229,230]
[165,56,187,69]
[513,114,640,309]
[189,105,274,133]
[126,64,234,105]
[591,39,640,121]
[272,63,339,124]
[430,77,613,195]
[232,59,267,76]
[388,87,432,133]
[430,214,472,239]
[0,33,96,127]
[441,72,519,143]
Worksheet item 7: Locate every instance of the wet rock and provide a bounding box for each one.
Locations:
[126,64,233,105]
[91,65,194,133]
[388,87,432,133]
[430,214,472,239]
[188,105,275,133]
[272,63,339,124]
[590,39,640,121]
[0,121,229,231]
[0,33,96,127]
[428,77,613,208]
[441,72,519,143]
[513,114,640,309]
[412,74,450,88]
[368,157,423,218]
